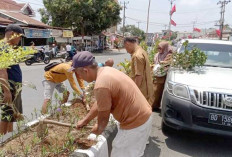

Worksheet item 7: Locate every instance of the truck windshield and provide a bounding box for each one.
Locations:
[179,43,232,68]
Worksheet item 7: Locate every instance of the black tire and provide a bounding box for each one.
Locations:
[161,121,172,136]
[43,57,50,64]
[25,60,32,66]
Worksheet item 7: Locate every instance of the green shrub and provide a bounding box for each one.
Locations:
[171,40,207,70]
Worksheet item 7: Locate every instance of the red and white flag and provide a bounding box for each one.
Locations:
[193,28,201,32]
[188,35,193,39]
[216,29,221,36]
[171,19,176,26]
[171,5,176,15]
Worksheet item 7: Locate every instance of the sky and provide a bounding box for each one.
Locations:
[15,0,232,33]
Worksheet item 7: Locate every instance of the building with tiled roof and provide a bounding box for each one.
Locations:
[0,11,50,28]
[0,0,35,16]
[0,16,13,25]
[0,0,49,28]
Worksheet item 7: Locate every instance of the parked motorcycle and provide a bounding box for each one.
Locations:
[50,50,67,60]
[25,47,51,66]
[65,50,77,62]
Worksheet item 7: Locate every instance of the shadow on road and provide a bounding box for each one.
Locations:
[143,136,162,157]
[165,130,232,157]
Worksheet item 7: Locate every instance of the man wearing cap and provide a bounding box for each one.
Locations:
[73,51,152,157]
[0,24,24,135]
[42,62,85,114]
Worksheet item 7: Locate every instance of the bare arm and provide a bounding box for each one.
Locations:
[76,102,98,128]
[75,72,85,90]
[92,109,111,135]
[65,72,82,95]
[0,69,12,103]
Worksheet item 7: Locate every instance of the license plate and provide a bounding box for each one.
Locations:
[208,113,232,127]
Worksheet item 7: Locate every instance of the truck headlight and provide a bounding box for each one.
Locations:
[167,81,190,100]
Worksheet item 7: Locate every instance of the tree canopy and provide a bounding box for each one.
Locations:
[121,25,145,40]
[39,0,121,35]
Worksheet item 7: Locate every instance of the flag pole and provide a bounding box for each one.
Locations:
[168,0,175,41]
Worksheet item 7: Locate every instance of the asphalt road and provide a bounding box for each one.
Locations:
[19,49,232,157]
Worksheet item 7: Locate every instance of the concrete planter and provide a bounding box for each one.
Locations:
[71,124,117,157]
[0,115,118,157]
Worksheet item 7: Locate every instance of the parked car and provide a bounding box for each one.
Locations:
[161,39,232,136]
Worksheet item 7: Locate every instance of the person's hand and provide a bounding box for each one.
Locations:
[3,90,12,104]
[79,93,84,99]
[91,124,99,135]
[76,119,88,129]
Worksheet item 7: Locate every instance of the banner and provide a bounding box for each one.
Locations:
[51,29,63,37]
[24,29,50,38]
[63,30,74,38]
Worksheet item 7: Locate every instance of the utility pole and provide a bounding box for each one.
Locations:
[137,21,141,29]
[122,1,129,37]
[217,0,231,40]
[145,0,152,43]
[164,24,167,30]
[168,0,175,41]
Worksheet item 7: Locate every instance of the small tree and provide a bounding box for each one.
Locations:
[121,25,145,40]
[40,0,121,36]
[0,37,36,119]
[171,40,207,70]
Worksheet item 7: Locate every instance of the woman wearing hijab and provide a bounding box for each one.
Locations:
[153,41,173,111]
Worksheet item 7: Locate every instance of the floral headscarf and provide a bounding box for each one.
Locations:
[154,41,173,64]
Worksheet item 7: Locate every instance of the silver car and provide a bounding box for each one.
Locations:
[161,39,232,136]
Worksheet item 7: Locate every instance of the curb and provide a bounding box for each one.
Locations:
[71,124,118,157]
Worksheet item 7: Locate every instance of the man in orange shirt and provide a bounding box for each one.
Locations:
[72,51,152,157]
[42,62,84,114]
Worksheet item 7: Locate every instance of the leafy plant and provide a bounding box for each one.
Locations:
[140,41,148,51]
[148,40,160,65]
[171,40,207,70]
[0,36,36,121]
[0,37,36,69]
[117,59,132,76]
[139,40,160,65]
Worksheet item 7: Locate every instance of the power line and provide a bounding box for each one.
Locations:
[126,16,217,28]
[127,7,219,14]
[126,17,166,25]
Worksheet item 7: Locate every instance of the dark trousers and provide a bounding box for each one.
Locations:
[152,76,166,109]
